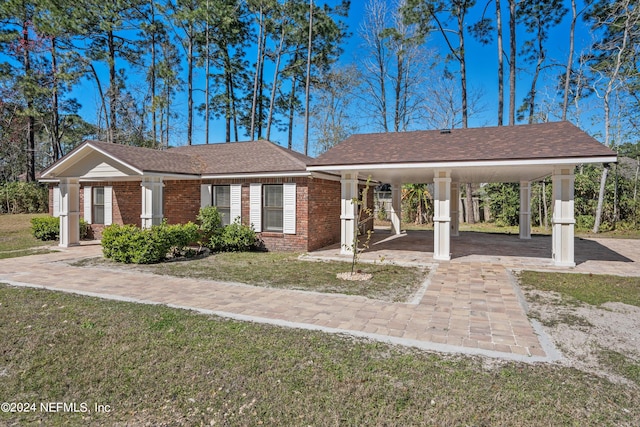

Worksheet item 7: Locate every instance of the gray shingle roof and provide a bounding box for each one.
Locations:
[310,122,616,167]
[170,140,312,174]
[87,141,204,175]
[43,139,313,177]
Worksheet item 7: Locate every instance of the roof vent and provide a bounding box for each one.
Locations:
[440,129,452,134]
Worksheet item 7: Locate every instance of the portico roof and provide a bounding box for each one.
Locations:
[308,122,617,183]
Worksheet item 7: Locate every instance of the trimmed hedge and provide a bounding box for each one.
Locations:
[101,222,199,264]
[210,218,258,252]
[31,216,90,241]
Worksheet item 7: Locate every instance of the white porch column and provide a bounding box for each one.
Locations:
[59,178,80,247]
[450,182,460,237]
[141,177,164,228]
[390,184,402,235]
[519,180,531,239]
[552,167,576,267]
[433,170,452,261]
[340,172,359,255]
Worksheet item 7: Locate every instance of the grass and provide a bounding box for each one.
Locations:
[519,271,640,307]
[78,252,427,302]
[0,284,639,426]
[0,213,56,258]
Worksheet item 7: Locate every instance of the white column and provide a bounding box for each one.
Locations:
[433,170,452,261]
[340,172,358,255]
[141,177,164,228]
[450,182,459,237]
[552,167,575,267]
[390,184,402,235]
[519,180,531,239]
[59,178,80,247]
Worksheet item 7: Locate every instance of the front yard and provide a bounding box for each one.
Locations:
[1,213,640,425]
[1,283,639,426]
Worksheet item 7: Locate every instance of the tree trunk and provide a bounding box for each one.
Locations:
[108,29,117,143]
[465,183,475,224]
[51,37,62,160]
[23,19,35,181]
[496,0,504,126]
[288,71,297,149]
[303,0,314,155]
[205,10,210,144]
[250,6,264,141]
[266,25,286,141]
[187,24,193,145]
[150,0,157,146]
[593,166,609,233]
[562,0,577,121]
[508,0,516,126]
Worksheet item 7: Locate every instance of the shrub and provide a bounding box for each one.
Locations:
[196,206,223,242]
[576,215,595,230]
[31,217,60,241]
[102,222,199,264]
[0,182,48,214]
[165,222,199,256]
[31,216,90,241]
[210,218,258,252]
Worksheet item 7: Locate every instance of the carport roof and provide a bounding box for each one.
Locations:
[308,122,617,184]
[310,121,615,166]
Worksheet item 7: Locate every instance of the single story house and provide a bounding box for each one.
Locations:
[40,121,616,266]
[39,139,362,252]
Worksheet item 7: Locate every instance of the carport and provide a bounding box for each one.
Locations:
[307,122,617,267]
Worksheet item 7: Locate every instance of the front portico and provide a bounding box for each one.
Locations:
[308,122,617,267]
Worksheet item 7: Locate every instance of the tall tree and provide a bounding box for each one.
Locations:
[508,0,516,125]
[517,0,567,123]
[310,64,359,153]
[588,0,640,232]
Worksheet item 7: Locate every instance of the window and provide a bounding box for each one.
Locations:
[93,187,105,224]
[213,185,231,226]
[263,185,283,232]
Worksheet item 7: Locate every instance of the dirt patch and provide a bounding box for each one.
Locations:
[524,288,640,386]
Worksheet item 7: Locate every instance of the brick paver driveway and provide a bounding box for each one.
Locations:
[2,232,637,362]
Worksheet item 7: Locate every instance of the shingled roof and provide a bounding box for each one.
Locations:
[170,140,312,175]
[41,139,313,178]
[310,121,616,167]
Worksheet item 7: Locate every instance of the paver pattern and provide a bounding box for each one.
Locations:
[1,231,638,362]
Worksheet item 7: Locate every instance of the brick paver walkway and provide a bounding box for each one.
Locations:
[2,233,637,362]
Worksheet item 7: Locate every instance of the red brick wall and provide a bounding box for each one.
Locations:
[197,177,313,252]
[78,181,141,239]
[51,175,344,252]
[163,180,202,225]
[308,178,341,251]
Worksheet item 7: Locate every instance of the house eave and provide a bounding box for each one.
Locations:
[307,156,619,172]
[201,171,312,179]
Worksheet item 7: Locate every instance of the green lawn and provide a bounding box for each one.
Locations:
[76,252,427,303]
[519,271,640,307]
[0,284,638,426]
[0,213,56,258]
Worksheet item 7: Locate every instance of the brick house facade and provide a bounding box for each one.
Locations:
[42,140,368,252]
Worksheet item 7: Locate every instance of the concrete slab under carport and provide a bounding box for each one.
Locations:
[308,228,639,273]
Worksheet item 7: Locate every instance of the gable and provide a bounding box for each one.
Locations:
[48,149,141,179]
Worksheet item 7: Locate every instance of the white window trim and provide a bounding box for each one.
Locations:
[283,183,296,235]
[230,184,242,223]
[249,183,262,232]
[200,184,212,208]
[83,185,112,225]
